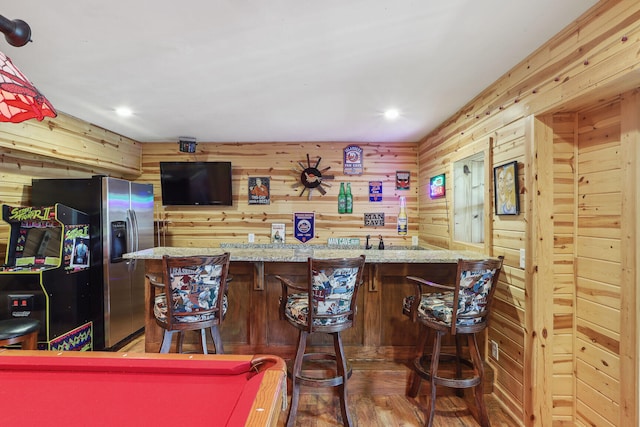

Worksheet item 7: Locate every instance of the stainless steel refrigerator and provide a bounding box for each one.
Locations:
[31,175,154,350]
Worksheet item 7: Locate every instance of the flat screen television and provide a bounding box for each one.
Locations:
[160,162,233,206]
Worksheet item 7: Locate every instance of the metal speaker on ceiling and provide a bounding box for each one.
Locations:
[178,137,197,153]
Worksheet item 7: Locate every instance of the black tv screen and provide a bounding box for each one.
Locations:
[160,162,233,206]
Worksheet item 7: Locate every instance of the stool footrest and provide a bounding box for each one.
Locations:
[413,353,481,389]
[292,352,353,388]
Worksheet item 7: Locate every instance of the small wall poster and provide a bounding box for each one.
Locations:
[369,181,382,202]
[271,223,285,243]
[343,145,363,175]
[71,236,89,267]
[63,224,90,271]
[396,171,410,190]
[293,212,315,243]
[248,177,270,205]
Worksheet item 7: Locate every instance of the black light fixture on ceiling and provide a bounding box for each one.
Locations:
[178,136,197,153]
[0,14,31,47]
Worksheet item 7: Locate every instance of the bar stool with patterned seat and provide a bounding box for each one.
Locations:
[275,255,366,427]
[148,253,230,354]
[402,256,503,427]
[0,318,40,349]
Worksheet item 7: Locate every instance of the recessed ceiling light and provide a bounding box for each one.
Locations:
[115,106,133,117]
[384,108,400,120]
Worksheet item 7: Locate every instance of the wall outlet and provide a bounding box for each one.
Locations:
[519,248,525,269]
[491,340,499,361]
[248,233,255,243]
[411,236,419,246]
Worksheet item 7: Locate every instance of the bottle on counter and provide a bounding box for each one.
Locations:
[345,182,353,214]
[397,196,407,235]
[338,182,346,214]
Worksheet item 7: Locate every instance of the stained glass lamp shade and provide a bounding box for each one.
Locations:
[0,50,56,122]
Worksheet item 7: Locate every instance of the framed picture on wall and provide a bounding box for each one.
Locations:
[494,161,519,215]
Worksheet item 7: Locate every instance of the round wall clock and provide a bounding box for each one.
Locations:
[293,154,334,199]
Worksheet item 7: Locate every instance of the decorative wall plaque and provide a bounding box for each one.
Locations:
[364,213,385,227]
[369,181,382,202]
[292,154,334,199]
[396,171,410,190]
[293,212,315,243]
[343,145,363,175]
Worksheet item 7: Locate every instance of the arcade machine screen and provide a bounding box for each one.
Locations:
[13,222,62,269]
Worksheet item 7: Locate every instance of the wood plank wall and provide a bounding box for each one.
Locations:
[489,120,527,418]
[415,1,640,425]
[619,92,640,427]
[0,112,142,177]
[139,142,418,248]
[574,100,622,426]
[551,113,578,424]
[0,112,143,257]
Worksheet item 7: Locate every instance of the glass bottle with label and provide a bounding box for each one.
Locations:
[338,183,346,214]
[345,183,353,214]
[397,196,407,235]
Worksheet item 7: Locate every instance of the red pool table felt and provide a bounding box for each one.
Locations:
[0,350,286,427]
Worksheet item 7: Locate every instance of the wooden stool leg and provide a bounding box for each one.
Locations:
[287,330,308,427]
[22,331,38,350]
[454,334,464,398]
[210,325,224,354]
[409,324,431,397]
[425,331,442,427]
[454,333,463,377]
[333,332,352,427]
[177,331,185,353]
[468,333,490,427]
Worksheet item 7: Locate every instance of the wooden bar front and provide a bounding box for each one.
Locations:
[142,257,458,360]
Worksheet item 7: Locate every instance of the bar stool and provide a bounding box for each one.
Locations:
[0,318,41,349]
[275,255,366,427]
[402,256,503,427]
[148,253,230,354]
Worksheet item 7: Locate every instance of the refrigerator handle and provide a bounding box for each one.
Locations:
[126,209,139,271]
[131,209,140,252]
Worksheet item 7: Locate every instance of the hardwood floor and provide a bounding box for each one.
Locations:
[287,393,516,427]
[118,334,518,426]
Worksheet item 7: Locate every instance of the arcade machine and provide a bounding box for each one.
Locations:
[0,204,93,351]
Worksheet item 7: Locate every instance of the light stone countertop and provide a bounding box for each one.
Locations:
[124,245,487,263]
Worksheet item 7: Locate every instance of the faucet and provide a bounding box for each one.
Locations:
[365,235,372,250]
[378,235,384,250]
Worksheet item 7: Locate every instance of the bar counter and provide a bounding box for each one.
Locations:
[125,245,486,357]
[125,244,484,263]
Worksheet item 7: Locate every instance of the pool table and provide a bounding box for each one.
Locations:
[0,349,287,427]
